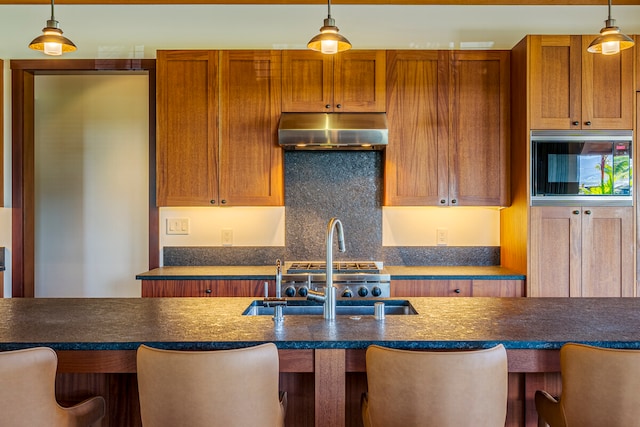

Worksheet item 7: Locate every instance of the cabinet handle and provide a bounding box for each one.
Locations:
[205,289,212,294]
[336,104,342,109]
[221,200,227,204]
[325,104,331,109]
[584,210,592,215]
[572,121,579,126]
[585,121,592,126]
[572,210,580,215]
[451,199,457,204]
[454,289,461,294]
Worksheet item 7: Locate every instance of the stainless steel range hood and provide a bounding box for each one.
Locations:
[278,113,388,150]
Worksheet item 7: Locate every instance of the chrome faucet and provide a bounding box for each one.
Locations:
[263,259,286,322]
[321,218,346,320]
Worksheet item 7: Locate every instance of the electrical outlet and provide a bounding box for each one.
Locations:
[222,228,233,246]
[436,228,448,246]
[167,218,189,235]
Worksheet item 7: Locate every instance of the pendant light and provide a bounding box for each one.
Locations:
[29,0,76,56]
[587,0,634,55]
[307,0,351,54]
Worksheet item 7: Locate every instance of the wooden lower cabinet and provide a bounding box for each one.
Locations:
[530,206,634,297]
[391,279,525,297]
[140,280,275,297]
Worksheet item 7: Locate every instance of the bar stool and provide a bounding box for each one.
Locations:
[536,343,640,427]
[137,343,287,427]
[362,344,508,427]
[0,347,106,427]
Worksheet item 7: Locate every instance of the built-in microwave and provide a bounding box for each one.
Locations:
[531,130,633,206]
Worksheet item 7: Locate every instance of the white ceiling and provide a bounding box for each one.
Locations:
[0,4,639,59]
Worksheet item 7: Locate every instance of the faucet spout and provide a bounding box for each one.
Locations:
[324,217,346,320]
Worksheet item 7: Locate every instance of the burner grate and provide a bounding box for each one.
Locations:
[286,261,382,274]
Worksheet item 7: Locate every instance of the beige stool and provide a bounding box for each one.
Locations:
[536,343,640,427]
[362,344,508,427]
[0,347,105,427]
[137,343,287,427]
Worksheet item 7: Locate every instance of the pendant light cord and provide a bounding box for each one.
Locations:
[607,0,612,21]
[327,0,332,20]
[50,0,56,21]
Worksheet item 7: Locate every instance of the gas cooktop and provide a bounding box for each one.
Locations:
[285,261,383,274]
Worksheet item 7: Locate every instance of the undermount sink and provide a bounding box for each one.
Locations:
[242,299,418,316]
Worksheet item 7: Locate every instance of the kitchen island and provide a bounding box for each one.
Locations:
[2,296,636,427]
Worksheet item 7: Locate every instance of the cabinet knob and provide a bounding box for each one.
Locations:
[205,289,212,294]
[210,200,216,204]
[572,121,579,126]
[439,199,447,205]
[572,210,580,215]
[451,199,457,204]
[584,210,592,215]
[336,104,342,109]
[585,121,592,126]
[221,199,227,204]
[454,289,461,294]
[325,104,331,109]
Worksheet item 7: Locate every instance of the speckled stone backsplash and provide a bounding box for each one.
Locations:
[163,151,499,267]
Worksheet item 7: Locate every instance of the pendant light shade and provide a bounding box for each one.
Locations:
[587,0,634,55]
[29,0,76,56]
[307,0,351,54]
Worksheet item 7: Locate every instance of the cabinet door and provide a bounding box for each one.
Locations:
[282,50,333,112]
[384,50,449,206]
[449,51,510,206]
[581,35,634,129]
[391,280,471,297]
[530,206,581,297]
[333,50,386,112]
[219,51,284,206]
[472,280,524,297]
[529,35,582,130]
[580,207,634,297]
[141,280,276,297]
[156,50,219,206]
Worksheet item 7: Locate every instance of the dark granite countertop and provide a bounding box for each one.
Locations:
[1,297,638,351]
[136,265,525,281]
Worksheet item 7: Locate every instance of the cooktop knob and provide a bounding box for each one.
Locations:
[342,289,353,298]
[371,286,382,297]
[297,287,309,297]
[358,287,369,297]
[284,287,296,298]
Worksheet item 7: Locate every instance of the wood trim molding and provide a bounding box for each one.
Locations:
[0,0,634,5]
[10,59,158,297]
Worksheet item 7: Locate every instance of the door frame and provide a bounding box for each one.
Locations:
[11,59,158,297]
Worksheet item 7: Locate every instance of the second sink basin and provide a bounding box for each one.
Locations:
[242,299,417,316]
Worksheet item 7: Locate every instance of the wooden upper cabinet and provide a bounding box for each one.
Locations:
[156,50,219,206]
[530,35,634,130]
[529,206,634,297]
[384,50,509,207]
[384,50,448,206]
[156,50,283,207]
[282,50,385,112]
[219,51,283,206]
[449,51,510,206]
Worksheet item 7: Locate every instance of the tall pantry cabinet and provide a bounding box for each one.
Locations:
[502,34,636,299]
[156,50,283,207]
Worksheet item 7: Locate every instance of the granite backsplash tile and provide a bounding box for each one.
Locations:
[164,151,499,267]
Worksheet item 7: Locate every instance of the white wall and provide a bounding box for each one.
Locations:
[383,207,500,246]
[34,74,148,297]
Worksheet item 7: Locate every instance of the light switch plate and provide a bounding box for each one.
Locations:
[167,218,189,235]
